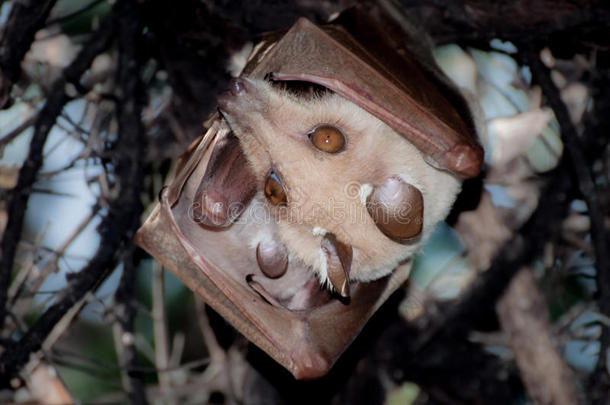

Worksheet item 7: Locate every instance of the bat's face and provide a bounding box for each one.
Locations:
[216,78,461,300]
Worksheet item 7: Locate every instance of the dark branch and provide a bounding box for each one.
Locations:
[525,51,610,405]
[0,7,116,331]
[114,247,149,405]
[0,0,57,107]
[110,3,149,402]
[0,0,146,384]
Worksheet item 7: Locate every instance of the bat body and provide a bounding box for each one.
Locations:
[136,4,483,379]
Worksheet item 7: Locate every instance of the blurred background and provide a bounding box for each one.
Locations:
[0,0,609,404]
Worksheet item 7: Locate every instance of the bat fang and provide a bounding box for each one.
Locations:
[321,233,352,299]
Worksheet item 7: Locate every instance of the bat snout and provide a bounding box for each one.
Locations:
[217,77,267,119]
[217,78,249,112]
[229,77,248,95]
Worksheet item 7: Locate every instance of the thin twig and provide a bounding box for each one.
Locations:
[152,261,173,402]
[195,299,226,366]
[0,0,57,107]
[0,113,38,156]
[0,0,145,384]
[497,267,581,405]
[526,49,610,405]
[113,245,149,405]
[8,205,100,314]
[0,4,117,331]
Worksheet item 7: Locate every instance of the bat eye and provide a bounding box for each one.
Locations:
[264,172,287,205]
[309,125,345,153]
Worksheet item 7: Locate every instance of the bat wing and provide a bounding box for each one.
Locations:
[243,7,483,178]
[136,121,413,379]
[137,4,480,380]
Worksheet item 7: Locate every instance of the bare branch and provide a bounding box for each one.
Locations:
[0,0,145,385]
[497,268,581,405]
[113,246,149,405]
[0,0,57,107]
[0,4,116,331]
[525,49,610,405]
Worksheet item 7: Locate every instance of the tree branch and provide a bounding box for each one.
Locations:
[0,5,116,331]
[0,0,146,384]
[497,268,581,405]
[113,246,149,405]
[0,0,57,107]
[525,49,610,405]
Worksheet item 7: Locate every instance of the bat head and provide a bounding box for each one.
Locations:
[216,77,461,297]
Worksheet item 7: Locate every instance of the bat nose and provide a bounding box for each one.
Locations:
[229,77,249,95]
[217,78,255,113]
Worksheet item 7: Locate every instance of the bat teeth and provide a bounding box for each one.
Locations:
[366,177,423,243]
[256,239,289,279]
[321,233,352,299]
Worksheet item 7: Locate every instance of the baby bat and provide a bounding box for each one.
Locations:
[136,4,483,379]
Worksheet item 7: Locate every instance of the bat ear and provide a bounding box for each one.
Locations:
[321,233,353,299]
[366,177,423,243]
[192,134,256,227]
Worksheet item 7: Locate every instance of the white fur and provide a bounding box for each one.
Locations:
[312,226,328,236]
[359,183,373,205]
[220,79,462,286]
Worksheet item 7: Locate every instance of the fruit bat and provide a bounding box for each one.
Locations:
[135,4,483,379]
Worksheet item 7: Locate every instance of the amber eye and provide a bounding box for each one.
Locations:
[264,172,287,205]
[309,125,345,153]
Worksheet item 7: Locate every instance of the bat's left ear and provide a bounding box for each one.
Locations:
[366,177,423,243]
